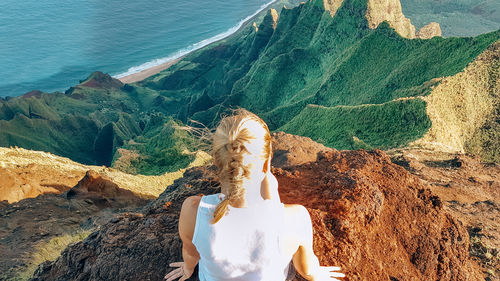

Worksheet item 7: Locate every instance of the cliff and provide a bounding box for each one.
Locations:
[416,22,442,39]
[366,0,417,38]
[0,146,209,203]
[29,134,483,281]
[323,0,442,39]
[0,146,209,280]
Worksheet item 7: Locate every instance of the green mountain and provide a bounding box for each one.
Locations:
[0,72,196,175]
[1,0,499,174]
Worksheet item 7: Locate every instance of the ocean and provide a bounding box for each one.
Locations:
[0,0,275,97]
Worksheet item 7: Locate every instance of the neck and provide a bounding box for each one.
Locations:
[221,173,266,208]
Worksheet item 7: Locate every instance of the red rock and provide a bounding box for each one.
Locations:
[30,135,482,280]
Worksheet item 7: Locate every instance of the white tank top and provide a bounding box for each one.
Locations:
[192,193,291,281]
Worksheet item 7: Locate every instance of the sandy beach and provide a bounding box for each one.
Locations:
[118,58,182,84]
[117,0,280,85]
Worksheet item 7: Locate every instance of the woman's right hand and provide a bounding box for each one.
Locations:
[315,266,345,280]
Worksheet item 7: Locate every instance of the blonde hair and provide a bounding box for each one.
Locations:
[211,109,272,223]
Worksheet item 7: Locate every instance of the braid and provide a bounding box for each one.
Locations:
[211,109,272,224]
[212,136,250,223]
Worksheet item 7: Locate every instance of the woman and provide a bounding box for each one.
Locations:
[164,109,345,281]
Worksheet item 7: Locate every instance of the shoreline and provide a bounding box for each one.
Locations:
[118,58,182,84]
[117,0,280,84]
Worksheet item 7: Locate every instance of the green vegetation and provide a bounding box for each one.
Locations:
[0,74,198,174]
[280,99,431,149]
[1,0,499,171]
[136,0,497,131]
[114,116,198,175]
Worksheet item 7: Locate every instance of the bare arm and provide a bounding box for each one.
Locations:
[165,196,201,281]
[284,205,344,281]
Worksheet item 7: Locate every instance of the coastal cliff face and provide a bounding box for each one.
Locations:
[366,0,416,38]
[324,0,442,39]
[29,134,483,281]
[416,22,442,39]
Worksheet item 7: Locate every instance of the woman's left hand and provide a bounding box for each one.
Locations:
[164,262,194,281]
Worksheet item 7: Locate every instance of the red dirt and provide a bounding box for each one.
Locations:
[30,142,483,281]
[275,149,482,280]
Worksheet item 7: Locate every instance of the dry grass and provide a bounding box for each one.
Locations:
[103,150,212,197]
[411,40,500,153]
[13,230,92,281]
[0,146,212,202]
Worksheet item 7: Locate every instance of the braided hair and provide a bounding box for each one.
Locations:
[211,109,272,223]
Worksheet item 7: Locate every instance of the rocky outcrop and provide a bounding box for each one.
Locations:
[390,148,500,279]
[0,146,208,280]
[0,146,187,203]
[66,170,152,208]
[79,71,124,89]
[30,133,482,281]
[366,0,416,38]
[0,173,153,280]
[29,167,219,281]
[416,22,442,39]
[325,0,442,39]
[276,149,481,280]
[323,0,444,39]
[323,0,344,16]
[271,131,332,167]
[322,0,419,38]
[270,8,279,29]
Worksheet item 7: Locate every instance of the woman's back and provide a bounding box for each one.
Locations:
[192,194,291,281]
[164,109,344,281]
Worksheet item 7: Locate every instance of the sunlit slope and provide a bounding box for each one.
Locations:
[413,41,500,162]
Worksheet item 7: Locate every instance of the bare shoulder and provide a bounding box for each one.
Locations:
[182,195,202,208]
[284,204,312,226]
[181,195,202,216]
[284,204,309,217]
[281,204,313,256]
[179,195,202,241]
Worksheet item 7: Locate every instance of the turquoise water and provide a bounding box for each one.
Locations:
[0,0,274,97]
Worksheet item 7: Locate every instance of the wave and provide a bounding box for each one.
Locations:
[113,0,278,79]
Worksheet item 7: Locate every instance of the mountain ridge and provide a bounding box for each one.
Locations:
[1,0,499,172]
